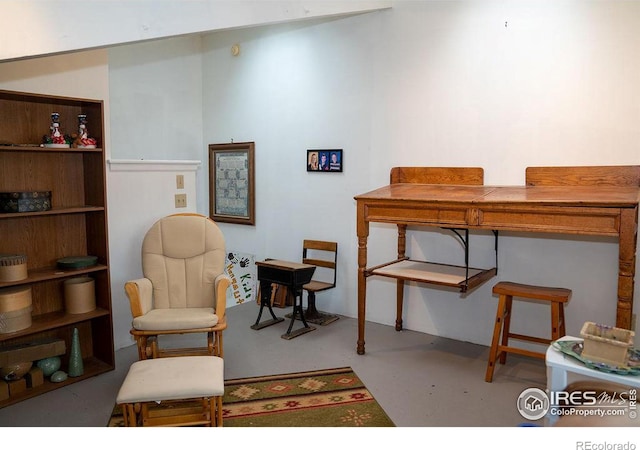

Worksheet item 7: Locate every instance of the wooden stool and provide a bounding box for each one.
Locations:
[485,281,571,382]
[116,356,224,426]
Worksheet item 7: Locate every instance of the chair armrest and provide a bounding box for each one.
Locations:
[214,273,231,320]
[124,278,153,318]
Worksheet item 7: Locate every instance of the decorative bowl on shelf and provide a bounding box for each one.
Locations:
[56,255,98,269]
[1,361,33,381]
[42,143,70,148]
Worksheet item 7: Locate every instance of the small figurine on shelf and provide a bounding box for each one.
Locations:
[41,112,72,148]
[49,112,65,146]
[72,114,97,148]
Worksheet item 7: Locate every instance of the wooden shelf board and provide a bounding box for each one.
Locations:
[0,308,111,343]
[0,357,113,409]
[0,145,103,153]
[368,259,496,292]
[0,264,108,289]
[0,206,105,220]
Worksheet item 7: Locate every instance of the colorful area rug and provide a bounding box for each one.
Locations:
[108,366,394,427]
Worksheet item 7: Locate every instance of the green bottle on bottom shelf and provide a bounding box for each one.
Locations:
[68,327,84,377]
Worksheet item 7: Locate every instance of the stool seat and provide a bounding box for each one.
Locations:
[117,356,224,426]
[492,282,572,303]
[485,281,571,383]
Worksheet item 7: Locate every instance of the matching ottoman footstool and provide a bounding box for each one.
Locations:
[116,355,224,427]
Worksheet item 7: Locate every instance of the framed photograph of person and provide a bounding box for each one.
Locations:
[209,141,255,225]
[307,149,343,172]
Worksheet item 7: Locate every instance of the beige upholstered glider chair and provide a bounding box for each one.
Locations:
[125,213,230,360]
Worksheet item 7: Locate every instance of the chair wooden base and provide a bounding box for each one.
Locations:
[121,396,223,427]
[485,281,571,382]
[131,325,225,360]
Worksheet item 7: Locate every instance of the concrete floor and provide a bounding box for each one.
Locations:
[0,302,631,445]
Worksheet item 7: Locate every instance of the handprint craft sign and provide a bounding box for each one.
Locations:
[225,251,256,306]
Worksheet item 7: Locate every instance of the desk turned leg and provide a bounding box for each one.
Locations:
[396,280,404,331]
[617,207,637,330]
[250,280,284,330]
[357,233,368,355]
[395,224,407,331]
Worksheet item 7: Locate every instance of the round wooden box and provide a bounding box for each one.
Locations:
[0,254,28,282]
[64,276,96,314]
[0,285,32,333]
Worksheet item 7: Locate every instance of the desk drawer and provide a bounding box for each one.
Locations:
[476,206,620,236]
[365,202,469,226]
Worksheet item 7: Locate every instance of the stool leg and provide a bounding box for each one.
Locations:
[217,396,223,427]
[499,295,513,365]
[150,337,159,358]
[141,403,150,426]
[122,404,138,427]
[559,303,566,337]
[551,302,562,341]
[203,397,214,427]
[136,336,148,360]
[217,331,224,358]
[207,332,215,356]
[485,294,508,382]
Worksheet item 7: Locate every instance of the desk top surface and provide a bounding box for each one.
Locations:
[256,259,315,271]
[354,184,640,206]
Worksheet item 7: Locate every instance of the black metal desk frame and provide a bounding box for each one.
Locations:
[251,259,317,340]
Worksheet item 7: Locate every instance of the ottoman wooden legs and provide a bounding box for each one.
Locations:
[117,356,224,427]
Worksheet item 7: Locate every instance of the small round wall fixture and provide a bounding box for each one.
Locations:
[231,44,241,56]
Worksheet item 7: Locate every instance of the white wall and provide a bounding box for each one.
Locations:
[1,1,639,353]
[106,35,207,348]
[107,160,200,349]
[200,14,378,318]
[199,1,640,350]
[370,1,640,345]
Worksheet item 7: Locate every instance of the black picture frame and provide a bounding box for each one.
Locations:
[209,142,255,225]
[307,149,343,172]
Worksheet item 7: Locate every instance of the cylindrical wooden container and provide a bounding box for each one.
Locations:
[0,254,28,282]
[64,277,96,314]
[0,285,32,333]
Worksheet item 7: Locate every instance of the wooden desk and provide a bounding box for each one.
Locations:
[252,259,317,339]
[354,183,640,355]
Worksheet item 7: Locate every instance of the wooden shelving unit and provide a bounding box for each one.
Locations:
[0,89,114,408]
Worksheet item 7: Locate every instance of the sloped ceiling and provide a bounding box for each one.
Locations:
[1,0,392,62]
